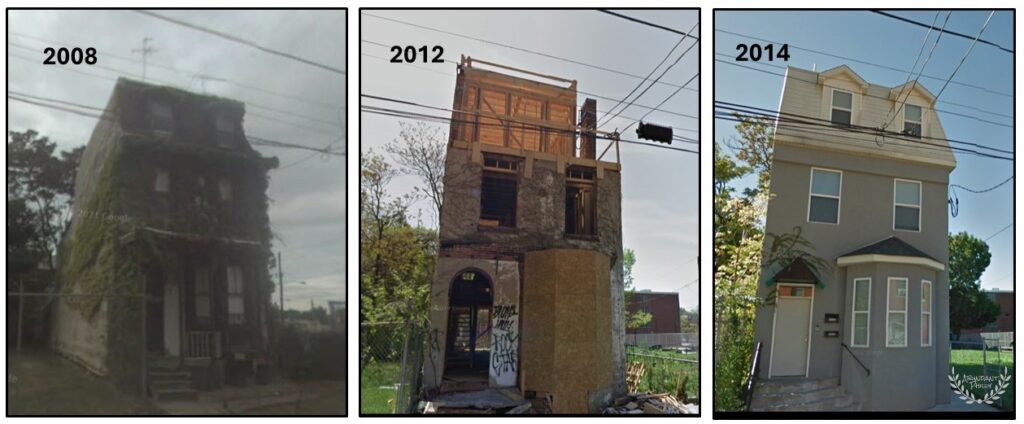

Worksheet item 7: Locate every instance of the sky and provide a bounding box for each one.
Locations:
[7,10,347,311]
[714,10,1014,292]
[360,10,700,310]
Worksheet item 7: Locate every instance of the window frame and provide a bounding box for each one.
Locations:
[194,268,211,319]
[893,178,922,232]
[921,280,932,347]
[154,168,170,193]
[886,277,909,348]
[149,101,174,131]
[902,104,923,138]
[226,265,245,325]
[850,277,871,348]
[219,178,233,202]
[807,167,842,225]
[830,88,854,127]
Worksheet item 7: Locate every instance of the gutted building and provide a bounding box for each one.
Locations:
[422,57,625,413]
[51,78,278,399]
[750,65,955,411]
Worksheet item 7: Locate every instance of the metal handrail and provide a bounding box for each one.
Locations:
[841,342,871,377]
[743,341,763,411]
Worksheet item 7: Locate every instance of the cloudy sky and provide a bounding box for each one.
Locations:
[7,9,347,311]
[360,10,700,310]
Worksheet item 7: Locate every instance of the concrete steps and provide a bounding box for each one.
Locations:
[148,360,198,402]
[750,378,859,412]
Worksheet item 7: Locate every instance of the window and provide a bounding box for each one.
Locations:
[921,280,932,346]
[219,179,233,202]
[894,179,921,231]
[149,101,174,130]
[903,105,922,138]
[194,268,211,318]
[808,168,841,224]
[479,155,518,228]
[227,266,245,324]
[851,278,871,347]
[154,169,170,192]
[831,90,853,127]
[565,166,597,236]
[886,277,908,347]
[215,115,236,147]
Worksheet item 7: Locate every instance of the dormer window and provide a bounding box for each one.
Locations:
[830,90,853,127]
[903,104,922,138]
[149,101,174,130]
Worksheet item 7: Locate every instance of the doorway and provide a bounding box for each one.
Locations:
[444,269,493,378]
[769,284,814,377]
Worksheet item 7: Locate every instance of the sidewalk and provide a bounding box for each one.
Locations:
[158,379,345,415]
[926,392,1001,412]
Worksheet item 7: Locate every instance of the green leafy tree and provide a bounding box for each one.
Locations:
[948,231,999,336]
[623,248,653,332]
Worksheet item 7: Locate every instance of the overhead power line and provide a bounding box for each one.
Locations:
[872,10,1013,54]
[715,27,1011,99]
[360,39,699,124]
[134,10,345,75]
[597,10,699,40]
[931,11,996,103]
[624,71,700,133]
[362,13,698,94]
[883,11,949,129]
[950,175,1013,194]
[983,223,1013,241]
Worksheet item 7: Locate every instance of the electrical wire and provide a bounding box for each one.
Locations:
[872,10,1013,54]
[950,175,1013,194]
[882,11,949,129]
[931,11,997,103]
[597,10,699,39]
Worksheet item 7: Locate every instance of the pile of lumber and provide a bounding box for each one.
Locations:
[603,393,698,415]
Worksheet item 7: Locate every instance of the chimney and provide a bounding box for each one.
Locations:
[579,98,597,159]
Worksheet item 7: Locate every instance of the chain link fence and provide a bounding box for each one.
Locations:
[360,322,428,414]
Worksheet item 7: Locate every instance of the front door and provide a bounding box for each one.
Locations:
[445,270,493,374]
[771,284,813,377]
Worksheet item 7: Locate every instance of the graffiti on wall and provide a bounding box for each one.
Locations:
[490,304,518,387]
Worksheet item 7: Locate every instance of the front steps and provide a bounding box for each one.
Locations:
[750,377,860,412]
[148,357,199,402]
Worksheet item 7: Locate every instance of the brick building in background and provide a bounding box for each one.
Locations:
[626,290,682,334]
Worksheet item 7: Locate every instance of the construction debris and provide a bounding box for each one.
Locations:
[422,388,545,415]
[626,361,645,393]
[603,392,699,415]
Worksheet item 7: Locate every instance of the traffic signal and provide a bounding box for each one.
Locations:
[635,122,673,144]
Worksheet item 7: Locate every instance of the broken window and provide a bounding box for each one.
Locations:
[479,156,518,228]
[149,101,174,131]
[195,268,211,318]
[227,265,245,325]
[219,178,233,202]
[154,168,170,192]
[565,166,596,236]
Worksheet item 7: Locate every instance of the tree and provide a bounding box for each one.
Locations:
[948,231,999,336]
[7,129,83,276]
[622,248,653,332]
[384,122,447,222]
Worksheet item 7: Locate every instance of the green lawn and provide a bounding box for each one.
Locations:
[950,348,1014,411]
[7,350,165,415]
[360,361,400,414]
[626,346,699,402]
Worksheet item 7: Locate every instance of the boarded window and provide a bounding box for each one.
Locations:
[227,266,245,325]
[886,277,908,347]
[903,104,922,138]
[831,90,853,127]
[154,169,170,193]
[851,278,871,347]
[894,179,921,231]
[808,168,841,224]
[195,268,211,318]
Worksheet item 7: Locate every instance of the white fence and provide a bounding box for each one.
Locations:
[981,332,1013,350]
[626,332,698,351]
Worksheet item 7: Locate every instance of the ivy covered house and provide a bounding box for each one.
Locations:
[51,78,278,399]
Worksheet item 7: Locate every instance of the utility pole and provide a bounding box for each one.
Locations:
[131,37,158,81]
[278,251,284,317]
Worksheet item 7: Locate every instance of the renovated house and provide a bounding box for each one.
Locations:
[52,78,278,400]
[750,66,955,411]
[421,57,625,413]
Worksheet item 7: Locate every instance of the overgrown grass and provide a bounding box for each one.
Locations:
[7,350,165,415]
[626,346,699,402]
[360,361,400,414]
[950,348,1014,411]
[243,382,346,415]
